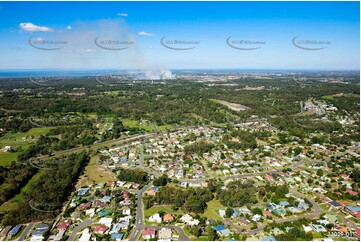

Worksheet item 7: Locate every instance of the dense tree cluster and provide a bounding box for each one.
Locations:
[223,129,258,150]
[116,168,149,184]
[217,180,257,207]
[184,140,215,155]
[0,162,37,205]
[1,152,89,225]
[153,175,169,186]
[154,186,214,213]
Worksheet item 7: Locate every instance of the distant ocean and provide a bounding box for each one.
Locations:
[0,70,126,78]
[0,69,356,78]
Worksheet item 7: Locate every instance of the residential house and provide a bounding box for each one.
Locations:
[99,217,113,227]
[158,228,172,240]
[239,217,250,226]
[264,210,273,218]
[142,228,156,240]
[149,213,162,223]
[85,208,96,218]
[280,201,290,207]
[163,214,174,223]
[77,202,92,210]
[297,200,309,211]
[180,214,199,226]
[0,226,11,240]
[111,233,124,241]
[79,228,91,241]
[57,221,71,231]
[94,225,109,235]
[261,236,277,241]
[310,224,327,233]
[324,214,338,224]
[271,228,284,236]
[252,214,262,222]
[8,225,21,237]
[239,207,251,215]
[219,209,226,218]
[345,206,360,217]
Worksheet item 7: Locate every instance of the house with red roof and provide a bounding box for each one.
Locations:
[340,174,350,180]
[132,184,140,189]
[94,225,108,235]
[77,202,92,210]
[163,214,174,222]
[265,174,273,181]
[264,210,273,217]
[355,229,360,238]
[57,221,71,231]
[345,189,358,196]
[142,228,156,239]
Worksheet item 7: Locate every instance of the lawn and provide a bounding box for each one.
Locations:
[0,127,51,141]
[320,204,330,211]
[0,152,19,166]
[76,155,117,188]
[191,237,210,241]
[202,199,226,221]
[122,118,171,132]
[0,127,52,165]
[144,205,182,218]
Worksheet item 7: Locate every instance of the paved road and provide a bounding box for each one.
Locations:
[18,223,34,241]
[68,219,93,241]
[129,140,189,241]
[129,183,153,241]
[138,144,161,177]
[37,125,196,160]
[38,133,156,160]
[200,158,214,179]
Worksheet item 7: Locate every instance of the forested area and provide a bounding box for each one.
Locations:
[116,168,149,184]
[1,77,358,135]
[216,180,257,207]
[0,162,37,205]
[1,152,89,225]
[144,186,214,213]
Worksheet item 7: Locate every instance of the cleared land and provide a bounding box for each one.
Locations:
[211,99,250,112]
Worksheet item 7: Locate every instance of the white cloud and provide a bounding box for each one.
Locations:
[66,25,72,30]
[138,31,154,36]
[117,13,128,17]
[19,22,53,32]
[71,48,97,53]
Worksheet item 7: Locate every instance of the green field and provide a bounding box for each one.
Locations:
[191,237,210,241]
[76,155,117,188]
[202,199,226,221]
[0,127,51,165]
[0,127,51,141]
[0,152,19,166]
[122,119,171,132]
[144,204,182,218]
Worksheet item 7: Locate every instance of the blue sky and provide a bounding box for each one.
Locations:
[0,1,359,70]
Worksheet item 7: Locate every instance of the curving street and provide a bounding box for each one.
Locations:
[68,219,93,241]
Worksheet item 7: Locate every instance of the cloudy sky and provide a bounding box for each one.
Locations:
[0,1,359,70]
